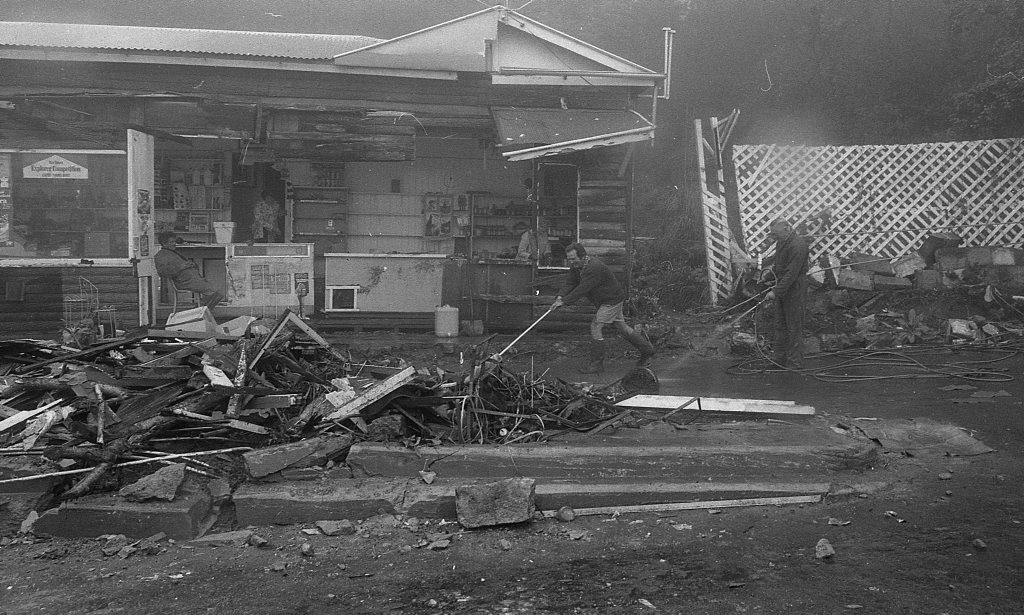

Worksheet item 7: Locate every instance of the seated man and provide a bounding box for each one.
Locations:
[154,231,224,309]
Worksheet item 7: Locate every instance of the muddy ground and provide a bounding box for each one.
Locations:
[2,306,1024,614]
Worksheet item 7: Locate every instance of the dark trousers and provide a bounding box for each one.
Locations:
[773,278,807,366]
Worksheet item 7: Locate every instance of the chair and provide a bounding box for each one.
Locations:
[163,277,198,312]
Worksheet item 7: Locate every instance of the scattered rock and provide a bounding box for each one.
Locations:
[270,561,287,572]
[316,519,356,536]
[554,506,576,522]
[100,534,130,557]
[418,471,437,485]
[972,538,987,551]
[248,533,269,548]
[498,538,512,550]
[456,478,536,529]
[815,538,835,559]
[301,528,319,535]
[19,510,38,534]
[118,464,186,502]
[189,530,253,547]
[938,472,953,480]
[567,529,590,541]
[300,542,315,557]
[827,518,851,526]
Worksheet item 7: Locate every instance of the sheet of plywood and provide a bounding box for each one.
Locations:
[617,395,814,416]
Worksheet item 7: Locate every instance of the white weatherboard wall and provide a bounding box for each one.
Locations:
[324,254,447,312]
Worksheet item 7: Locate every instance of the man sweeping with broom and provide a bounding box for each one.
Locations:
[552,242,654,373]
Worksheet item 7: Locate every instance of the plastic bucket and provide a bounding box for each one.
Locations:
[213,222,236,244]
[434,305,459,338]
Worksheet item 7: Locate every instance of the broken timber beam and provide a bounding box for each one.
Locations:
[617,395,815,416]
[323,366,416,422]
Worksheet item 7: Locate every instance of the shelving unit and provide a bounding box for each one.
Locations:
[154,155,232,243]
[466,193,577,262]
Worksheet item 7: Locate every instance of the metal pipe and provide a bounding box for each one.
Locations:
[659,27,675,100]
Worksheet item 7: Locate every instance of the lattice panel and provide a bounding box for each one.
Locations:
[733,139,1024,261]
[701,186,732,303]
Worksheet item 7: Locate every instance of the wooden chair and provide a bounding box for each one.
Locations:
[163,277,198,312]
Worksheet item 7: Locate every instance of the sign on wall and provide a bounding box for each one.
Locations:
[23,154,89,179]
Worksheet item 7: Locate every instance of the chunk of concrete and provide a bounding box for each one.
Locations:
[456,478,536,529]
[873,275,912,290]
[935,248,969,271]
[118,463,186,502]
[914,269,943,290]
[32,487,211,540]
[315,519,356,536]
[838,269,874,291]
[992,247,1022,266]
[892,253,926,278]
[848,252,893,275]
[243,435,352,479]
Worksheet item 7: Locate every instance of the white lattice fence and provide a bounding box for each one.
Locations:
[734,139,1024,261]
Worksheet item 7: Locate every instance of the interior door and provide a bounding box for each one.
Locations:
[127,129,156,326]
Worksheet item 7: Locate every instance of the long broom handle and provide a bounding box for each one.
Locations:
[497,306,556,358]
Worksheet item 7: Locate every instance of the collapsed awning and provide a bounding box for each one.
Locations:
[492,107,654,162]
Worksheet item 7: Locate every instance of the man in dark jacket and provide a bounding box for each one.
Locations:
[552,242,654,373]
[155,231,224,309]
[765,218,809,369]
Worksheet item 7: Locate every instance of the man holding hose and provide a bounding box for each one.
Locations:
[764,218,810,369]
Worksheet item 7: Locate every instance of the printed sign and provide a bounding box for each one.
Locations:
[23,154,88,179]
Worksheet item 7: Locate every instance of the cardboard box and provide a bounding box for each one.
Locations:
[165,307,218,333]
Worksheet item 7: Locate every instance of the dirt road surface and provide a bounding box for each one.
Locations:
[2,330,1023,614]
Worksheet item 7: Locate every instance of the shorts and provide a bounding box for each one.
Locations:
[593,302,625,324]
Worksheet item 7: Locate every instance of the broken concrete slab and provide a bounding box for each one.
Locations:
[32,487,211,540]
[892,253,926,278]
[872,275,913,290]
[243,435,352,479]
[456,478,535,529]
[914,269,943,290]
[118,463,186,502]
[230,477,844,523]
[838,269,875,291]
[848,252,894,275]
[347,421,879,481]
[855,418,994,456]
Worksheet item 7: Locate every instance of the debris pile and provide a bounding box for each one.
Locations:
[0,310,633,504]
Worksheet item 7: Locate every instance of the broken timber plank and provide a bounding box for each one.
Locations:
[543,494,822,517]
[323,366,416,422]
[617,395,815,416]
[0,399,65,434]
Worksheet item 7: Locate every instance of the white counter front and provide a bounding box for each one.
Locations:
[323,253,448,312]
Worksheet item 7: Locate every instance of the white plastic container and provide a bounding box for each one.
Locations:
[213,222,236,244]
[434,305,459,338]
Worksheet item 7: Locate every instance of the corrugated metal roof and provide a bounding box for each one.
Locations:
[0,22,381,61]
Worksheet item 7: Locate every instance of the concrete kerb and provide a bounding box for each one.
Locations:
[231,477,867,526]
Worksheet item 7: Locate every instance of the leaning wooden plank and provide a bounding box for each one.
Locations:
[323,366,416,421]
[0,399,64,434]
[617,394,815,416]
[544,494,823,517]
[226,419,269,435]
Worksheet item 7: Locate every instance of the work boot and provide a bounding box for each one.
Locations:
[579,340,605,374]
[623,331,655,367]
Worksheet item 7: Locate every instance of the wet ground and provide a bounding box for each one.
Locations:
[2,328,1024,614]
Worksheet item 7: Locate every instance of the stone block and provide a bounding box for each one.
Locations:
[315,519,355,536]
[873,275,913,290]
[118,463,186,502]
[914,269,943,290]
[243,435,352,479]
[456,478,535,529]
[848,252,893,275]
[935,248,968,271]
[838,269,874,291]
[32,487,211,540]
[978,265,1024,288]
[965,247,994,267]
[891,253,926,278]
[992,248,1021,266]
